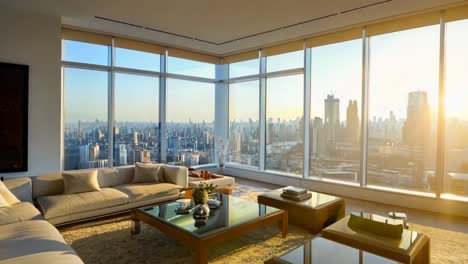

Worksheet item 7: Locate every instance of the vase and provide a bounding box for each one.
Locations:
[193,204,210,227]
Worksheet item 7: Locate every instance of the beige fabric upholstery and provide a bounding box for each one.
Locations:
[62,170,101,194]
[31,173,63,199]
[162,165,188,187]
[113,183,181,202]
[0,181,21,205]
[108,166,134,186]
[133,163,162,183]
[97,168,119,188]
[36,188,129,219]
[48,194,180,225]
[0,195,8,208]
[3,177,32,203]
[0,220,83,263]
[0,202,43,226]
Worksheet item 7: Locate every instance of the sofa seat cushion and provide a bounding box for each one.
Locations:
[0,220,83,263]
[36,188,129,219]
[0,202,43,226]
[113,183,182,203]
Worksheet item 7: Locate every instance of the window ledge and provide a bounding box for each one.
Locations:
[441,193,468,202]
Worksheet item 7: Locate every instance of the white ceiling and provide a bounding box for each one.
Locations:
[1,0,466,56]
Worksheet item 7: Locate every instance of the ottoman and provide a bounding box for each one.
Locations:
[188,174,235,194]
[258,188,345,233]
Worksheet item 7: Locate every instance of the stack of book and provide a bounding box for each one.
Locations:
[280,186,312,201]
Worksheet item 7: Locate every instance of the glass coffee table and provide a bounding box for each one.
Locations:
[265,236,399,264]
[131,194,288,264]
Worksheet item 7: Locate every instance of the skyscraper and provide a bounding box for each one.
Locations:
[346,100,359,143]
[324,94,340,144]
[119,144,127,165]
[89,144,100,161]
[79,143,90,163]
[402,91,431,147]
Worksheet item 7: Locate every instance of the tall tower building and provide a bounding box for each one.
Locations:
[89,144,100,161]
[402,91,431,147]
[133,131,139,145]
[346,100,359,143]
[324,94,340,144]
[119,144,127,165]
[79,143,90,163]
[231,131,242,160]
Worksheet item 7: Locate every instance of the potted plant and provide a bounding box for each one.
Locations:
[192,182,215,226]
[192,182,216,205]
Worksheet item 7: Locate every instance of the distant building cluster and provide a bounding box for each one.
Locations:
[64,119,214,170]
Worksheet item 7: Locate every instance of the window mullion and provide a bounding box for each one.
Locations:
[436,13,447,199]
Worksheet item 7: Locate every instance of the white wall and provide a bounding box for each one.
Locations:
[0,7,62,178]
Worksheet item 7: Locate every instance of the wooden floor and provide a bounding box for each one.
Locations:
[235,177,468,234]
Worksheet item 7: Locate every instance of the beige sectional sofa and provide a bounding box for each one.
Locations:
[0,164,189,264]
[33,165,188,225]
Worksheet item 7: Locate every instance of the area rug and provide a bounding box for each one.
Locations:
[60,183,468,263]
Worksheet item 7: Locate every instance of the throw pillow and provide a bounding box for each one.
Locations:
[0,194,9,208]
[133,163,161,183]
[63,170,101,194]
[0,181,21,205]
[98,168,119,188]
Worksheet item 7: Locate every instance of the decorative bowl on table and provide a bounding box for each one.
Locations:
[174,199,192,214]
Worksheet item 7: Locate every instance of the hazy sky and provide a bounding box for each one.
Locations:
[64,20,468,124]
[229,80,259,121]
[446,19,468,119]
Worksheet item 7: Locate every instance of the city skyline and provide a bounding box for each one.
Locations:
[63,20,468,197]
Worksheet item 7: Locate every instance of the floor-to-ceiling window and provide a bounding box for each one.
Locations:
[265,74,304,175]
[309,39,362,183]
[229,80,260,166]
[367,25,439,193]
[63,38,111,170]
[264,50,304,176]
[443,18,468,200]
[63,68,109,170]
[62,32,218,170]
[166,78,215,166]
[114,73,159,166]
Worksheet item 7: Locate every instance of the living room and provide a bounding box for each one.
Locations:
[0,0,467,263]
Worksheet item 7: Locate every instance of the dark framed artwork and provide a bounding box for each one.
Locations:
[0,62,29,172]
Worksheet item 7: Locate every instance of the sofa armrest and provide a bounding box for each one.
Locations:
[162,165,188,188]
[3,177,33,203]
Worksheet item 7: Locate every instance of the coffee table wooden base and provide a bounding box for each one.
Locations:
[131,209,288,264]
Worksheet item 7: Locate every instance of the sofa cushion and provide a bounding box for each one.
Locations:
[0,195,8,208]
[31,172,64,199]
[97,168,119,188]
[0,202,43,226]
[0,220,83,263]
[0,181,21,205]
[113,183,182,203]
[63,170,101,194]
[133,163,162,183]
[162,165,188,187]
[3,177,33,203]
[36,188,129,219]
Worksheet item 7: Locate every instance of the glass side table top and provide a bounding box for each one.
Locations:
[138,194,281,239]
[273,237,398,264]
